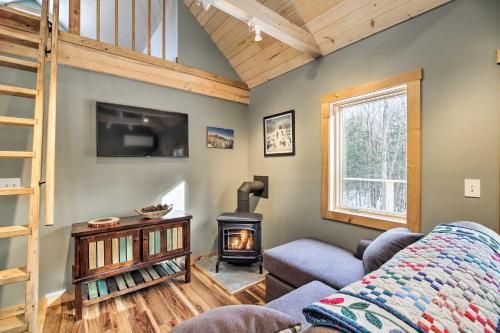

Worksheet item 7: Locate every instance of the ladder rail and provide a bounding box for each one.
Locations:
[44,0,60,227]
[24,0,49,331]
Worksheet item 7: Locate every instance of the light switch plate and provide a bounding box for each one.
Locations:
[464,179,480,198]
[0,178,21,188]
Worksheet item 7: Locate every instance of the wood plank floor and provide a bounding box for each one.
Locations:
[41,266,266,333]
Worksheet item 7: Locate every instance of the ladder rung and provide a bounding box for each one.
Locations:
[0,267,29,286]
[0,26,39,49]
[0,116,36,127]
[0,151,34,158]
[0,84,36,99]
[0,55,38,72]
[0,188,32,196]
[0,225,30,239]
[0,315,27,333]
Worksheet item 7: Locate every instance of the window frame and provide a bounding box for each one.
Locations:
[321,69,422,232]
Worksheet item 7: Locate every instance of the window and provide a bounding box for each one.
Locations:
[321,70,422,231]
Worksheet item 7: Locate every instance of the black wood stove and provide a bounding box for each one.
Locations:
[216,176,268,274]
[216,212,263,273]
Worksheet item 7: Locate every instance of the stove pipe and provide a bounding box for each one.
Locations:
[237,181,265,212]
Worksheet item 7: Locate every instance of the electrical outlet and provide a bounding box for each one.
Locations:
[0,178,21,188]
[464,179,480,198]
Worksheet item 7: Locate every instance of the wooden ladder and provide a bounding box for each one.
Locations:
[0,0,59,332]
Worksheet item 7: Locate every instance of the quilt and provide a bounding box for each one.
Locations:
[303,224,500,333]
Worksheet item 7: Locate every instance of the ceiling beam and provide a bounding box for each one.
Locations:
[201,0,321,58]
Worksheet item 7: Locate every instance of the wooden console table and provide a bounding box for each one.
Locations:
[71,211,192,320]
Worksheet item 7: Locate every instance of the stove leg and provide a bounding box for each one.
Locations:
[259,262,263,274]
[216,258,221,273]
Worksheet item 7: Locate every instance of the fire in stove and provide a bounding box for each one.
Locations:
[227,229,255,251]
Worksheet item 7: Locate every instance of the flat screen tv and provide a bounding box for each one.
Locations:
[96,102,189,157]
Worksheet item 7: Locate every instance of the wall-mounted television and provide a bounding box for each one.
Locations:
[96,102,189,157]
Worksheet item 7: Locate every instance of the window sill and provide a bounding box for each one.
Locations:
[322,209,409,231]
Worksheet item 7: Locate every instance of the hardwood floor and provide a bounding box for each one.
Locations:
[40,266,265,333]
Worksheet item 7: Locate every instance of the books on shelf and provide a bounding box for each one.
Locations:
[83,261,185,301]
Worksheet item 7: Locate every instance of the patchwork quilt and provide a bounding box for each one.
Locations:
[303,224,500,333]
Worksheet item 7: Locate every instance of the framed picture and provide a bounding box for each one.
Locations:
[207,126,234,149]
[263,110,295,157]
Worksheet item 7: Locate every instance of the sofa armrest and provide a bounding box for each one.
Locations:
[355,240,372,259]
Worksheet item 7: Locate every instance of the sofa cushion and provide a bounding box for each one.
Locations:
[263,238,365,290]
[265,273,296,302]
[362,227,424,273]
[266,280,336,329]
[171,305,301,333]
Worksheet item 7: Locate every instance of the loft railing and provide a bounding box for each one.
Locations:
[68,0,172,61]
[341,177,407,214]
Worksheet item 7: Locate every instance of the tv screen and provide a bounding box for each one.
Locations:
[96,102,189,157]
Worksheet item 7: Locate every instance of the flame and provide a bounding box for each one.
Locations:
[228,229,254,250]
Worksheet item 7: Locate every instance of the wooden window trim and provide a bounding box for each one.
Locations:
[321,69,422,232]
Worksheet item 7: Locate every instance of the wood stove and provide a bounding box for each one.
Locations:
[216,212,263,274]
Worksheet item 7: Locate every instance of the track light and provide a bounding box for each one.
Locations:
[195,0,211,11]
[248,19,262,42]
[254,25,262,42]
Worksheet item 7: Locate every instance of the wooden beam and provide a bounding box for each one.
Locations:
[0,7,39,33]
[148,0,152,56]
[132,0,136,51]
[45,0,60,227]
[162,0,166,60]
[68,0,80,34]
[96,0,100,41]
[0,28,249,104]
[114,0,118,46]
[205,0,321,57]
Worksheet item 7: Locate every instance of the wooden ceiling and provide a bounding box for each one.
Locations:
[184,0,451,88]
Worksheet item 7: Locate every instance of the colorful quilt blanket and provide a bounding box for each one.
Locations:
[303,224,500,333]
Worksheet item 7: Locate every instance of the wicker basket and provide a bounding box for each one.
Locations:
[136,205,173,219]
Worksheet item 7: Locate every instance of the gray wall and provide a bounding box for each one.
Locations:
[247,0,500,252]
[177,0,241,81]
[0,1,248,307]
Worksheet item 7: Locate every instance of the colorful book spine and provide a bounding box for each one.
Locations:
[123,272,136,288]
[115,275,127,290]
[154,231,160,254]
[88,242,97,270]
[139,268,152,282]
[149,231,155,255]
[87,281,98,299]
[96,241,104,268]
[97,279,108,296]
[154,265,167,277]
[178,227,183,249]
[126,235,133,261]
[112,238,119,264]
[147,267,160,280]
[106,277,118,293]
[167,260,181,273]
[119,237,126,262]
[160,262,175,275]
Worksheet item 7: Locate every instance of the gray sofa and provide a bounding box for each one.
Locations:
[263,238,372,330]
[263,238,371,302]
[174,228,424,333]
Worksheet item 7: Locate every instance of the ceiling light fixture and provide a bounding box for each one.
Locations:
[248,19,263,42]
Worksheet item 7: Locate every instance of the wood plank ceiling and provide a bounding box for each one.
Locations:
[184,0,451,88]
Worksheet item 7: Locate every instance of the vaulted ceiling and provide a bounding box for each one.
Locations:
[184,0,451,88]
